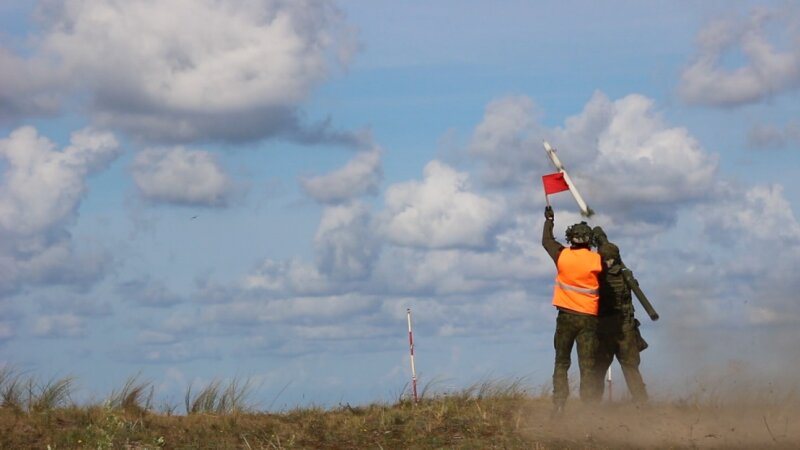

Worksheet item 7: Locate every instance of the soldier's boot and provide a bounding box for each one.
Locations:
[620,364,648,403]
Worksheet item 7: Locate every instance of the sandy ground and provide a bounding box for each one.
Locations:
[521,400,800,449]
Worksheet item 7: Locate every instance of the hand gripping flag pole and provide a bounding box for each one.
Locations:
[406,308,418,403]
[542,141,594,217]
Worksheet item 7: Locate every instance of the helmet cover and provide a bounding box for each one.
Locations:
[566,221,593,244]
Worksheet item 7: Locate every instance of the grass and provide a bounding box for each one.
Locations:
[0,369,546,449]
[185,377,253,415]
[1,366,799,449]
[108,373,154,413]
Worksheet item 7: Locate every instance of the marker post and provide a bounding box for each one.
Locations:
[406,308,418,403]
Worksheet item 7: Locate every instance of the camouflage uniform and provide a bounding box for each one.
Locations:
[542,215,600,407]
[553,310,599,404]
[595,248,648,402]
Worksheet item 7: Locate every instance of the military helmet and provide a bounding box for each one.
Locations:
[598,242,620,259]
[565,221,593,244]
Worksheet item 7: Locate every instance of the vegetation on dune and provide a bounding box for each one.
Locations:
[0,370,546,449]
[1,366,799,449]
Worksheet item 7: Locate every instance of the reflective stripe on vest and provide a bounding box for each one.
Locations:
[555,278,599,295]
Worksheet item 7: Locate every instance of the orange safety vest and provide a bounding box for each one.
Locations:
[552,248,602,315]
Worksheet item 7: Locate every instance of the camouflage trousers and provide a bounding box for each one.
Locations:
[552,310,600,405]
[594,316,648,402]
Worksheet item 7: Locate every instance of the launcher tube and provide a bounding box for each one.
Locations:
[543,141,594,217]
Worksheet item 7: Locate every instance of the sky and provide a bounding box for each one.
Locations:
[2,0,800,409]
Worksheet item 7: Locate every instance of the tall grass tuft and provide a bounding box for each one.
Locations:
[108,373,154,413]
[29,376,75,412]
[468,376,530,400]
[185,377,253,415]
[0,366,25,411]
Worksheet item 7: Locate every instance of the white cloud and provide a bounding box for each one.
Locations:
[678,8,800,106]
[705,183,800,243]
[373,248,488,295]
[379,160,505,249]
[0,48,65,121]
[300,146,383,203]
[467,91,719,229]
[467,96,546,186]
[747,121,800,149]
[314,202,379,280]
[643,180,800,332]
[0,126,120,235]
[131,147,233,206]
[242,258,332,296]
[0,126,120,293]
[131,146,233,206]
[3,0,357,142]
[117,277,185,308]
[588,94,718,206]
[371,216,552,297]
[0,302,19,342]
[32,313,86,338]
[693,183,800,326]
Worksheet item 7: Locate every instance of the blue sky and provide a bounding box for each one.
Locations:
[2,0,800,409]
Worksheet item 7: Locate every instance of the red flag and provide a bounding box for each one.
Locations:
[542,172,570,194]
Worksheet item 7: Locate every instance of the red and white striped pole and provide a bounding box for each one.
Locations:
[407,308,418,403]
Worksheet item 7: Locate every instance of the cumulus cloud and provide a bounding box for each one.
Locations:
[379,161,505,249]
[3,0,357,142]
[467,96,546,186]
[116,277,185,308]
[0,302,21,342]
[300,146,383,203]
[37,295,113,318]
[0,48,66,122]
[131,146,233,207]
[706,183,800,243]
[688,183,800,327]
[468,91,718,230]
[585,94,718,224]
[314,202,379,280]
[678,7,800,106]
[747,121,800,149]
[32,313,86,338]
[0,126,120,234]
[124,91,771,369]
[0,126,120,293]
[242,259,333,296]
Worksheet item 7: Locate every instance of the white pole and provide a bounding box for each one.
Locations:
[407,308,418,403]
[606,367,613,402]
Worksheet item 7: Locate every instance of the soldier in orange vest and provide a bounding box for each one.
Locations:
[542,206,602,415]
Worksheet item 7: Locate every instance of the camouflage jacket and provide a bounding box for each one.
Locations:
[598,263,636,329]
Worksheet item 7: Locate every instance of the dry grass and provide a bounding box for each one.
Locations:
[184,377,254,415]
[1,366,799,449]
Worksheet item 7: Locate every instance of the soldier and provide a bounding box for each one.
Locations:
[542,206,602,415]
[594,241,649,403]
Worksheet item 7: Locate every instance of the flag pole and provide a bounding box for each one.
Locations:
[407,308,418,403]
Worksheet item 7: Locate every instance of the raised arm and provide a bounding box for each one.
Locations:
[542,206,563,264]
